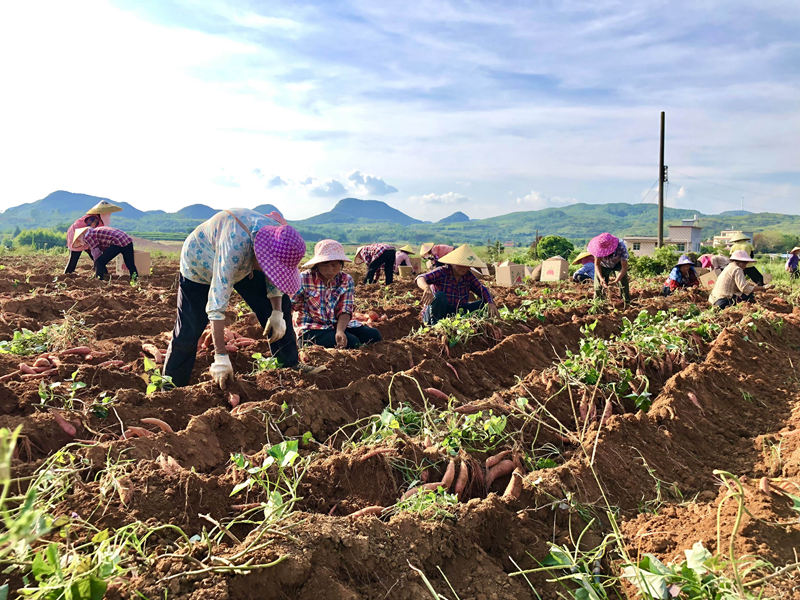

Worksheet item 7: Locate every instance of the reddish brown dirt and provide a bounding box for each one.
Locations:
[2,254,799,599]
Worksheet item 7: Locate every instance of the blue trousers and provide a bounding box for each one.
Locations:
[422,292,485,325]
[163,271,299,386]
[301,325,382,348]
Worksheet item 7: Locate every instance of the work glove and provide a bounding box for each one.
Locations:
[263,310,286,343]
[209,354,234,389]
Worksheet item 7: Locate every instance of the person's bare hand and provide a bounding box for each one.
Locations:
[421,287,434,305]
[487,303,499,319]
[335,330,347,348]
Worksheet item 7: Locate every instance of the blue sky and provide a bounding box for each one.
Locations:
[1,0,798,220]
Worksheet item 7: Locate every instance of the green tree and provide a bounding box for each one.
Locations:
[15,228,66,249]
[536,235,574,260]
[485,239,504,263]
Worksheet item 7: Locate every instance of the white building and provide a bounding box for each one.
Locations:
[712,230,755,248]
[624,216,704,257]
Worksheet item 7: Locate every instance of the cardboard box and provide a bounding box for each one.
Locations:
[116,249,151,276]
[495,263,527,287]
[763,273,773,284]
[398,265,414,278]
[695,267,710,276]
[699,272,717,289]
[410,257,422,272]
[540,256,569,282]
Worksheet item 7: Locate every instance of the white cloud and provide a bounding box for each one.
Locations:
[310,179,347,197]
[515,190,575,209]
[347,171,398,196]
[408,192,468,205]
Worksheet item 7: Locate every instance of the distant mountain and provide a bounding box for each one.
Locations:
[298,198,421,225]
[718,210,752,216]
[175,204,217,219]
[438,211,469,223]
[252,204,283,216]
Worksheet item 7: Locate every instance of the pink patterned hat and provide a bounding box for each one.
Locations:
[587,233,620,258]
[253,225,306,294]
[303,239,351,267]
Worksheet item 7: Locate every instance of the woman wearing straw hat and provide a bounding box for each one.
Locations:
[163,208,315,388]
[354,243,396,284]
[699,254,729,276]
[785,246,800,279]
[661,255,699,296]
[419,243,455,270]
[72,222,138,281]
[587,233,630,304]
[394,244,416,274]
[708,249,771,309]
[63,200,122,274]
[293,239,382,349]
[571,251,595,283]
[727,232,764,285]
[416,244,498,325]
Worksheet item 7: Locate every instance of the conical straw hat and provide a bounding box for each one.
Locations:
[789,246,800,254]
[72,227,90,244]
[419,243,434,256]
[398,244,415,254]
[87,200,122,215]
[438,244,487,269]
[728,232,750,243]
[571,251,593,265]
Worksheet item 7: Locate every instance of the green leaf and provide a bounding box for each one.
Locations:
[91,529,110,544]
[684,541,711,574]
[0,583,8,600]
[302,431,314,446]
[143,356,156,372]
[230,478,253,496]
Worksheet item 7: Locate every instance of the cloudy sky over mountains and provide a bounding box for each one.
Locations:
[1,0,798,220]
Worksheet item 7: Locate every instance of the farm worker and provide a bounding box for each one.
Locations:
[354,243,396,284]
[699,254,729,276]
[661,255,699,296]
[708,250,771,309]
[163,208,314,389]
[64,200,121,274]
[785,246,800,279]
[420,243,454,269]
[293,239,382,348]
[394,244,416,273]
[728,233,764,285]
[72,221,138,281]
[416,244,498,325]
[571,251,595,283]
[588,233,630,304]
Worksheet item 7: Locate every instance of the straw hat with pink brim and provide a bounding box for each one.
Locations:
[587,233,620,258]
[253,225,306,295]
[72,227,90,244]
[571,251,593,265]
[790,247,800,254]
[419,243,434,256]
[438,244,488,269]
[303,239,351,268]
[729,250,756,264]
[87,200,122,215]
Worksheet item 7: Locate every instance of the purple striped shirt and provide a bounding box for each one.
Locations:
[84,227,133,260]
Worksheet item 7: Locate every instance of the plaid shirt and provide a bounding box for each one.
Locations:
[84,227,132,260]
[598,240,629,268]
[422,265,493,309]
[709,263,755,304]
[355,243,393,265]
[292,270,362,334]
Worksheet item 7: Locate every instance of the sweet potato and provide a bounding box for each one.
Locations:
[60,346,92,356]
[485,450,511,469]
[454,460,469,499]
[21,369,58,379]
[348,505,385,518]
[367,310,380,321]
[503,468,524,500]
[235,338,257,347]
[758,477,771,494]
[228,393,240,408]
[424,387,449,401]
[687,391,704,414]
[141,343,163,364]
[50,410,77,437]
[33,357,52,369]
[441,459,456,489]
[97,360,125,368]
[485,459,515,490]
[140,418,174,434]
[225,344,238,353]
[360,447,395,460]
[18,362,37,374]
[121,426,154,439]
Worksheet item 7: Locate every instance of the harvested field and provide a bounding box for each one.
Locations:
[1,255,800,599]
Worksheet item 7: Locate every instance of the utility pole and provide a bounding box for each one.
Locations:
[657,111,666,247]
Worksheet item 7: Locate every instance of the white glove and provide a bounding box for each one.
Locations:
[209,354,233,389]
[263,310,286,343]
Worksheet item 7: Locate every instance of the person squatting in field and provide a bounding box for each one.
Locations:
[64,200,121,274]
[728,232,764,285]
[786,246,800,279]
[661,255,700,296]
[354,243,396,284]
[72,220,138,281]
[420,243,454,270]
[394,244,416,274]
[416,244,499,325]
[589,233,630,305]
[699,253,730,276]
[571,251,595,283]
[293,239,382,349]
[163,208,317,388]
[708,250,771,309]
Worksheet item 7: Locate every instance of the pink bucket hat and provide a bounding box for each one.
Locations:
[253,225,306,294]
[729,249,756,264]
[587,233,620,258]
[699,254,712,269]
[303,239,351,267]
